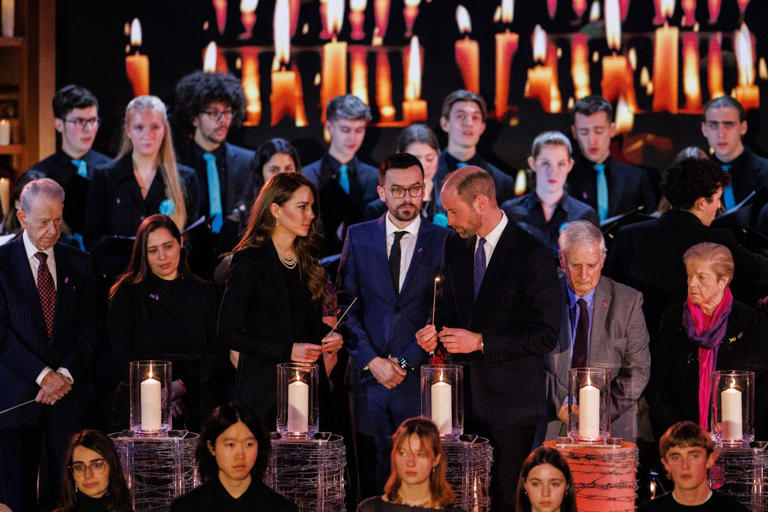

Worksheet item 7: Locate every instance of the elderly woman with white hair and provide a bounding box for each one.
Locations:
[648,242,768,441]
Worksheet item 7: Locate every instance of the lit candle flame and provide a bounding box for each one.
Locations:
[351,0,366,8]
[203,42,218,72]
[532,25,547,63]
[274,0,291,66]
[640,66,650,86]
[614,95,634,135]
[435,277,441,284]
[514,169,527,196]
[404,0,420,6]
[759,58,767,80]
[604,0,621,51]
[455,5,472,34]
[628,47,637,70]
[501,0,514,23]
[130,18,143,46]
[148,366,153,379]
[240,0,259,13]
[589,0,600,21]
[327,0,344,36]
[734,24,754,86]
[660,0,674,18]
[406,36,422,100]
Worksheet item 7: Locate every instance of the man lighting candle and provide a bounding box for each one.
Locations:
[416,166,560,511]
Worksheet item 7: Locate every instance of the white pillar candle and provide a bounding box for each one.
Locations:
[431,378,453,436]
[0,178,10,216]
[140,376,162,430]
[721,385,743,442]
[287,378,309,433]
[1,0,13,38]
[579,384,600,439]
[0,120,10,146]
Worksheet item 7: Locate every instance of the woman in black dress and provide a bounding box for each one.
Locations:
[170,402,296,511]
[218,172,342,430]
[56,430,133,512]
[108,214,221,431]
[84,95,199,283]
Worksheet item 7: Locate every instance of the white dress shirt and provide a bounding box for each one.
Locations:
[385,213,421,293]
[474,210,508,268]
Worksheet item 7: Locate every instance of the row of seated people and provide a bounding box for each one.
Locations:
[41,410,748,512]
[2,72,768,511]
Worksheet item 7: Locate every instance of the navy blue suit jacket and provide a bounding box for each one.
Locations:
[0,236,97,428]
[339,216,449,385]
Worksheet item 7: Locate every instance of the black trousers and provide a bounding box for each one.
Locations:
[487,424,537,512]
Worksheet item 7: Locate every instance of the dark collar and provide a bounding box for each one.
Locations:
[712,147,749,172]
[191,140,227,161]
[443,150,484,170]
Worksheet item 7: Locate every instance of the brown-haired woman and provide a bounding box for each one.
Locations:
[56,429,133,512]
[357,417,462,511]
[218,172,342,428]
[108,214,221,432]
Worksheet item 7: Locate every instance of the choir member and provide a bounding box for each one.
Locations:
[502,131,598,258]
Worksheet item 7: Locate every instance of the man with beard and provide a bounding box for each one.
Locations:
[338,153,449,498]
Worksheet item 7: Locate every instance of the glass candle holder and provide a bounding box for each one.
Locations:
[421,364,463,439]
[276,363,319,439]
[129,360,172,435]
[711,370,755,447]
[568,367,611,443]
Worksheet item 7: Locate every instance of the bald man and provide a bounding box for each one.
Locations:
[416,166,560,511]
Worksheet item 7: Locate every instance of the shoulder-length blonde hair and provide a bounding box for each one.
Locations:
[117,95,187,229]
[384,417,454,509]
[233,172,326,302]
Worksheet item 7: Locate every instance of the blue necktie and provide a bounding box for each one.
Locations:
[71,159,88,178]
[721,164,735,210]
[203,152,223,233]
[473,237,486,298]
[338,164,350,194]
[595,163,609,221]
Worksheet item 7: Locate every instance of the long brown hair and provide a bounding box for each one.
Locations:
[117,95,187,229]
[58,430,133,512]
[384,417,454,509]
[109,214,193,300]
[515,446,577,512]
[233,172,326,302]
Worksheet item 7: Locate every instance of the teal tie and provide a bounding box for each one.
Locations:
[595,163,609,221]
[71,159,88,178]
[202,152,223,233]
[721,164,735,210]
[338,164,350,194]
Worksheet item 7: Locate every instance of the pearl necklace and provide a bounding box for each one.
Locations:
[279,252,298,269]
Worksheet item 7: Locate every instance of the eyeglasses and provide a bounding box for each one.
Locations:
[70,459,108,476]
[64,117,100,129]
[201,109,234,121]
[387,184,424,199]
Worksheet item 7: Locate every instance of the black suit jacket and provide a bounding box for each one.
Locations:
[217,243,329,423]
[713,147,768,205]
[438,220,560,430]
[648,300,768,440]
[604,209,768,338]
[0,236,97,429]
[304,154,379,256]
[566,157,657,218]
[29,149,112,235]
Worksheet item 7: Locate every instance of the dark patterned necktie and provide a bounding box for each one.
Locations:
[389,231,407,293]
[572,298,589,368]
[35,252,55,338]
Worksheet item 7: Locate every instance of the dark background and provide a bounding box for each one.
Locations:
[56,0,767,174]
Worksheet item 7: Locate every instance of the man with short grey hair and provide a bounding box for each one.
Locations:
[0,178,97,511]
[545,220,651,442]
[305,94,379,257]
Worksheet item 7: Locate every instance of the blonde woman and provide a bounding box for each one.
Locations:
[85,95,199,281]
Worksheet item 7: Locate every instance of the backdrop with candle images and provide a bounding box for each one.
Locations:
[55,0,767,178]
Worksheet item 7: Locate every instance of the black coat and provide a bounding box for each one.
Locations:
[566,156,657,218]
[438,220,561,430]
[648,300,768,441]
[217,242,330,426]
[712,147,768,205]
[604,209,768,337]
[170,478,296,512]
[29,149,112,235]
[83,154,200,280]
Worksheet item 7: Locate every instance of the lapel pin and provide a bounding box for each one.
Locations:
[116,197,121,204]
[64,276,69,284]
[603,299,608,308]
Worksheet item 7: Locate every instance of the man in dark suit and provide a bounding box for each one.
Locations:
[434,90,515,221]
[174,71,256,279]
[605,158,768,339]
[545,221,650,443]
[0,178,97,511]
[339,153,449,497]
[305,95,379,257]
[416,166,560,511]
[567,95,657,221]
[27,85,111,245]
[701,96,768,210]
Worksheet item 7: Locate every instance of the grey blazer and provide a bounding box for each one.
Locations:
[545,275,651,442]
